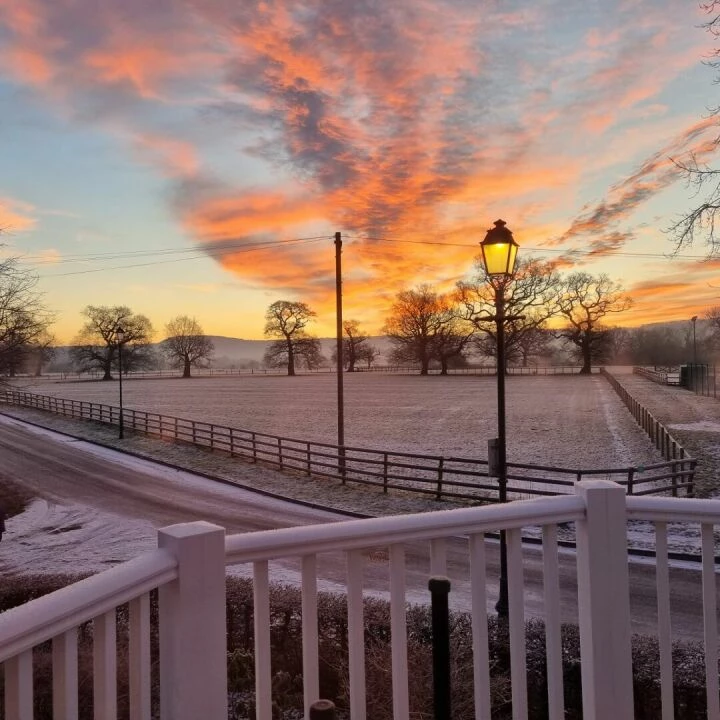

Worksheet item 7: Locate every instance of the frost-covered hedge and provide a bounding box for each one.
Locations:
[0,576,713,719]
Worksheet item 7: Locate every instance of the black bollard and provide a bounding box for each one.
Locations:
[428,576,451,720]
[309,699,335,720]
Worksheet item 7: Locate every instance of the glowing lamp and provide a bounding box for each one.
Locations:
[480,219,519,278]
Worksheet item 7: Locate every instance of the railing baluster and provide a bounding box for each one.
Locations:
[542,525,564,720]
[389,544,409,720]
[93,610,117,720]
[129,593,151,720]
[654,522,674,720]
[302,555,320,718]
[701,523,719,719]
[469,533,491,720]
[5,649,33,720]
[254,560,272,720]
[53,628,79,720]
[507,527,528,719]
[346,549,366,720]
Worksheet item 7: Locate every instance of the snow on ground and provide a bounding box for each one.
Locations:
[3,498,157,573]
[1,371,717,575]
[12,373,664,469]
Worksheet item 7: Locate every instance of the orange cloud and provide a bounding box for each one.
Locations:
[0,197,36,232]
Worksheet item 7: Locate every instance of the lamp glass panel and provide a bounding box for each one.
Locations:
[483,242,514,276]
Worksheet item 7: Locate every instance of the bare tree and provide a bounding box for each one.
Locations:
[263,300,317,376]
[264,336,324,371]
[555,273,632,374]
[430,321,474,375]
[24,330,57,377]
[383,285,461,375]
[457,257,560,369]
[161,316,214,378]
[356,343,380,369]
[0,257,54,377]
[668,2,720,251]
[330,320,374,372]
[70,306,155,380]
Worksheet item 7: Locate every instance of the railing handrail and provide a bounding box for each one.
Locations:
[0,548,177,663]
[225,495,587,564]
[626,495,720,523]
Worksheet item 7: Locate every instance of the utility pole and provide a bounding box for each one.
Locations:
[335,232,346,478]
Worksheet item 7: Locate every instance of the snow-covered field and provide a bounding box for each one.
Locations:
[12,373,663,469]
[2,371,715,575]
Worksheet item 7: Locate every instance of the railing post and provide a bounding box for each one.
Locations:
[158,522,227,720]
[574,480,634,720]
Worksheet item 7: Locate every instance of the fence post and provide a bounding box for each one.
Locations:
[158,522,227,720]
[383,453,389,493]
[252,432,257,462]
[306,443,312,475]
[436,457,444,500]
[278,438,283,469]
[626,468,634,495]
[671,462,678,498]
[574,481,634,720]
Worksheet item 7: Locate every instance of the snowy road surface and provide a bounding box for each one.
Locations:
[0,414,712,641]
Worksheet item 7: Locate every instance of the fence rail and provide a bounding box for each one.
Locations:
[602,370,694,497]
[9,364,602,381]
[0,389,695,500]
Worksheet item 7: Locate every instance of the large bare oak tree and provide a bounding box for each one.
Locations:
[556,273,632,374]
[457,257,560,369]
[263,300,319,376]
[161,316,214,378]
[70,306,155,379]
[383,285,466,375]
[0,257,54,378]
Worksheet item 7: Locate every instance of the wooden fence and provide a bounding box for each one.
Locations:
[0,389,695,501]
[602,370,693,489]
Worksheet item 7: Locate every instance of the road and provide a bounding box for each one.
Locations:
[0,413,711,640]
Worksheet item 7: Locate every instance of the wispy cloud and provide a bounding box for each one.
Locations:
[0,0,718,330]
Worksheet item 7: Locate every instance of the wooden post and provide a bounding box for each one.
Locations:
[574,481,634,720]
[158,522,227,720]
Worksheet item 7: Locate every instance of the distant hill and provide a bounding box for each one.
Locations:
[46,335,395,372]
[208,335,394,367]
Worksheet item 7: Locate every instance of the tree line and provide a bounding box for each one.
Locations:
[1,250,720,380]
[263,258,635,376]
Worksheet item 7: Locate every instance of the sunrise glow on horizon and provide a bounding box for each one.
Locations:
[2,1,719,343]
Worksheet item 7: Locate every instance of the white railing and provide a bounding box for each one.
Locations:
[1,482,719,720]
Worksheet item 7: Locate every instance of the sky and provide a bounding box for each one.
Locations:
[1,0,720,343]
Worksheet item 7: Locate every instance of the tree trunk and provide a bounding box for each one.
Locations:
[103,354,113,381]
[440,357,449,375]
[580,337,592,374]
[183,357,191,378]
[420,357,430,375]
[287,347,295,376]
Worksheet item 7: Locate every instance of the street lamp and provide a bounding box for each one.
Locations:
[691,315,698,365]
[115,326,125,439]
[480,219,519,617]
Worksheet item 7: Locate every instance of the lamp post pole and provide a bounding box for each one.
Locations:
[116,326,125,439]
[479,219,518,619]
[494,281,509,616]
[691,315,698,365]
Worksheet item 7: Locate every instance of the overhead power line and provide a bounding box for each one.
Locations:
[21,230,712,280]
[344,235,710,260]
[32,236,330,278]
